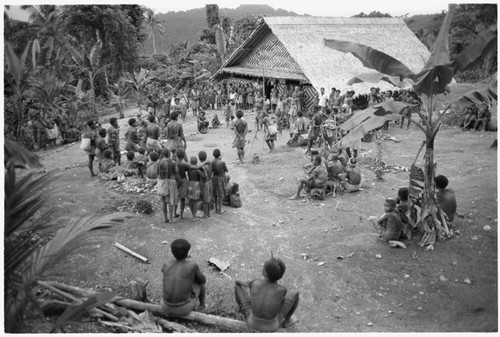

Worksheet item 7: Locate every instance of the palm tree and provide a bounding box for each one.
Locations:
[324,4,497,247]
[21,5,68,47]
[4,139,133,332]
[144,9,165,54]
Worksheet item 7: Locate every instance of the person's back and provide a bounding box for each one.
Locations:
[161,239,206,317]
[249,279,286,321]
[435,175,457,222]
[345,165,361,185]
[380,211,402,241]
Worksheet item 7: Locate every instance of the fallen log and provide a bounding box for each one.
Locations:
[156,317,196,333]
[114,242,149,263]
[46,281,248,331]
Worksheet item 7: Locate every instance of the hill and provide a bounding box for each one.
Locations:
[141,4,299,55]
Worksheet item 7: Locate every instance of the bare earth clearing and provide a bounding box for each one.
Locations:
[27,90,497,332]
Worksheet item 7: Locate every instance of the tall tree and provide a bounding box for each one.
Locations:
[144,8,165,54]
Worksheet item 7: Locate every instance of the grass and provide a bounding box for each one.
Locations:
[204,273,241,320]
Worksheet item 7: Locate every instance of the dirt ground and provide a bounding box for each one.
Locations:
[26,87,497,332]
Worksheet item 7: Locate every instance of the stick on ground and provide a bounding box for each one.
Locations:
[113,242,149,263]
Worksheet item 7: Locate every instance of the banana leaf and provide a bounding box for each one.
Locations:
[455,86,497,106]
[453,24,498,72]
[347,72,413,88]
[323,39,414,77]
[423,4,456,70]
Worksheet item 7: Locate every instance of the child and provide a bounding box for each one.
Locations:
[198,151,213,218]
[95,128,108,162]
[234,255,299,332]
[175,149,190,219]
[187,156,205,221]
[211,149,228,214]
[123,151,145,177]
[435,175,457,223]
[136,147,149,165]
[161,239,206,317]
[395,187,415,239]
[99,149,116,173]
[370,198,403,241]
[157,149,178,223]
[145,151,160,185]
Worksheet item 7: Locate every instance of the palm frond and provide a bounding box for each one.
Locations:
[4,138,43,169]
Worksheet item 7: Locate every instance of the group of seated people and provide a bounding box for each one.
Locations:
[289,145,362,200]
[370,175,457,244]
[161,238,299,332]
[462,102,492,131]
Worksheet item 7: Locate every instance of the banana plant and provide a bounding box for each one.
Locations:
[324,5,497,246]
[66,39,108,115]
[4,41,35,137]
[125,68,149,113]
[108,76,130,119]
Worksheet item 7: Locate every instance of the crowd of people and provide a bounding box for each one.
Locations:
[462,102,492,131]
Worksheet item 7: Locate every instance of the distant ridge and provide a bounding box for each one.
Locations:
[142,4,300,54]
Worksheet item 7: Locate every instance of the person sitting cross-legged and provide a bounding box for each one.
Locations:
[289,155,328,200]
[234,256,299,332]
[161,239,206,317]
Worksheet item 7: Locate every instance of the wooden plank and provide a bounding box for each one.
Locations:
[113,242,149,263]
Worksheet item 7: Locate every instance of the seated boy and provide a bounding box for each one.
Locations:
[340,158,361,192]
[234,256,299,332]
[161,239,206,317]
[435,175,457,223]
[99,149,116,173]
[122,151,145,177]
[370,198,403,241]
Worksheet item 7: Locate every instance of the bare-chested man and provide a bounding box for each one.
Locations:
[233,110,248,163]
[161,239,206,317]
[145,115,162,153]
[234,256,299,332]
[341,157,361,192]
[157,149,178,223]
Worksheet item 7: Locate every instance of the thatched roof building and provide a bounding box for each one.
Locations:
[212,16,430,101]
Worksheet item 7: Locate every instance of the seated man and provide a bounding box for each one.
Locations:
[435,175,457,223]
[161,239,206,317]
[99,149,116,173]
[340,158,361,192]
[234,256,299,332]
[474,102,491,131]
[370,198,403,241]
[197,110,209,134]
[289,155,328,200]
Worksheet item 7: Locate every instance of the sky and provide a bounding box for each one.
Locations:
[5,0,494,22]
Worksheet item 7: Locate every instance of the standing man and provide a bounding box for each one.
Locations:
[146,115,162,153]
[233,110,248,163]
[317,87,329,113]
[306,106,323,155]
[164,112,187,158]
[83,120,98,177]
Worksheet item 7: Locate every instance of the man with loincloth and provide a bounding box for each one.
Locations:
[232,110,248,163]
[174,149,190,219]
[198,151,213,218]
[211,149,228,214]
[234,255,299,332]
[306,106,323,155]
[124,118,141,153]
[157,149,179,223]
[164,111,187,158]
[107,117,121,165]
[145,115,162,153]
[289,155,328,200]
[161,239,206,317]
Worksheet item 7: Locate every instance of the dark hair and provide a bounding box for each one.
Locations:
[109,117,117,125]
[171,238,191,260]
[148,115,155,123]
[190,156,198,165]
[198,150,207,162]
[236,110,243,118]
[213,148,221,158]
[435,175,449,189]
[297,111,303,117]
[126,151,135,160]
[385,198,397,208]
[161,148,170,158]
[128,118,136,126]
[176,148,185,159]
[398,187,409,201]
[149,151,159,161]
[264,257,286,282]
[170,111,179,121]
[98,128,106,137]
[103,149,112,159]
[314,155,322,164]
[138,147,145,155]
[87,120,95,127]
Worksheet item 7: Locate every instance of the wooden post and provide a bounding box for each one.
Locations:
[114,243,149,263]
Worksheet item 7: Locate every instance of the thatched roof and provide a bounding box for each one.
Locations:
[213,16,431,94]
